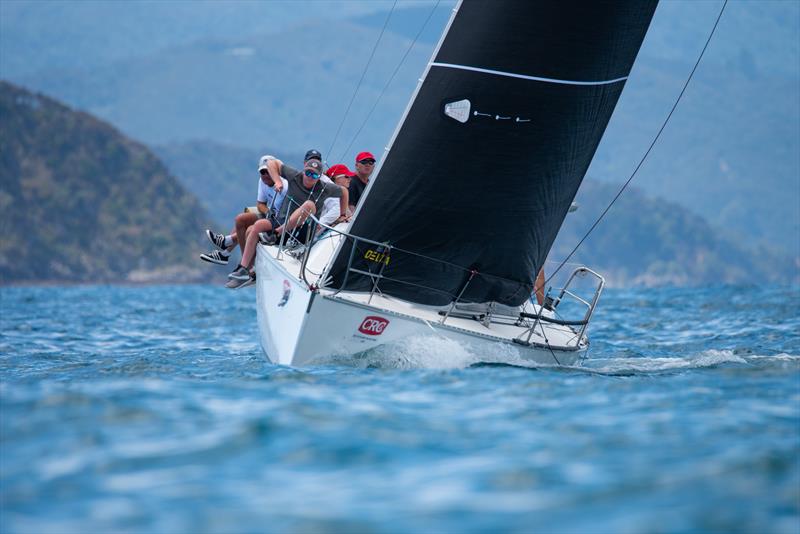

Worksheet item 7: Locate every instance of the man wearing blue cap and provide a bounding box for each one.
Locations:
[257,157,348,240]
[201,149,322,268]
[226,157,349,288]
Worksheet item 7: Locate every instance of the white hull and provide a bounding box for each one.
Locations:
[255,235,588,367]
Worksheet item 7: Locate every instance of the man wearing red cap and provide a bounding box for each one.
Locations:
[319,164,356,229]
[201,150,320,267]
[348,151,376,212]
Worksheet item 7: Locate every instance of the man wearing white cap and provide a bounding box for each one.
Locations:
[262,157,348,240]
[201,150,319,267]
[226,157,349,288]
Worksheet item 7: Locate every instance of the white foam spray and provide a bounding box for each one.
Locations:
[311,340,799,375]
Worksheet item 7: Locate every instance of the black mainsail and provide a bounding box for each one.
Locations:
[326,0,659,306]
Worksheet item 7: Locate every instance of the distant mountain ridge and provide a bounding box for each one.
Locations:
[0,0,392,79]
[0,80,793,287]
[14,19,431,158]
[2,1,797,284]
[0,82,213,283]
[551,180,797,287]
[6,1,797,261]
[152,140,797,287]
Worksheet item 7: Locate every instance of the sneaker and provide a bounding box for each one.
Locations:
[200,249,230,265]
[228,265,250,281]
[206,229,227,251]
[283,236,303,251]
[259,232,277,246]
[225,271,256,289]
[286,244,306,259]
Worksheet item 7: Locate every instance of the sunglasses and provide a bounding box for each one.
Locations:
[358,159,375,165]
[259,169,269,175]
[304,170,321,179]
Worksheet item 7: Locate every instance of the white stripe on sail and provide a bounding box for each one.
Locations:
[430,62,628,86]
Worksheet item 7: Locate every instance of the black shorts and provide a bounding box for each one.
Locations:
[259,211,284,230]
[289,222,312,244]
[269,214,284,230]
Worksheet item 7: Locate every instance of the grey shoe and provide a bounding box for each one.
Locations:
[259,232,277,246]
[228,265,250,281]
[200,249,230,265]
[225,271,256,289]
[283,236,302,251]
[286,244,307,259]
[206,229,227,250]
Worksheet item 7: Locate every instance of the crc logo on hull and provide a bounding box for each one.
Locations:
[358,316,389,336]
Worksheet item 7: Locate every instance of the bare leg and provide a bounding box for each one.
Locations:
[234,212,259,258]
[241,219,274,269]
[534,268,545,305]
[275,201,316,235]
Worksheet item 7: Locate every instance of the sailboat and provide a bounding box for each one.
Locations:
[254,0,659,366]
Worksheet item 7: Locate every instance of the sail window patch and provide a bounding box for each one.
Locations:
[444,99,471,123]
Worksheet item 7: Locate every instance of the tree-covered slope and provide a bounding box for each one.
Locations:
[0,81,213,283]
[551,180,797,287]
[10,1,797,259]
[151,139,797,287]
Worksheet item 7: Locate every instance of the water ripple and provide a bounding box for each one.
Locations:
[1,284,798,533]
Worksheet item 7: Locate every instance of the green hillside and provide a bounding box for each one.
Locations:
[9,2,797,260]
[2,1,797,284]
[151,139,797,287]
[551,180,797,287]
[0,81,214,284]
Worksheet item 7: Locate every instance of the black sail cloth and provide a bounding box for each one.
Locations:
[326,0,659,306]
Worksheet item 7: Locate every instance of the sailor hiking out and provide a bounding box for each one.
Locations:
[227,155,350,288]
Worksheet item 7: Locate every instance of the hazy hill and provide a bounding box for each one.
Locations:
[14,19,432,160]
[0,0,391,79]
[0,82,213,284]
[3,1,797,276]
[152,141,304,228]
[587,0,800,259]
[151,139,796,287]
[550,180,797,287]
[7,1,797,262]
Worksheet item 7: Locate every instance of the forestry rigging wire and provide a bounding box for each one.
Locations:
[545,0,728,288]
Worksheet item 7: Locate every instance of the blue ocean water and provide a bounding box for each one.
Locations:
[1,285,798,533]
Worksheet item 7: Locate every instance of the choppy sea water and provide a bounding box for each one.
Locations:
[1,284,798,533]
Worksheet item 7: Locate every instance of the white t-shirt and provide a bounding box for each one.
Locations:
[257,176,289,216]
[316,175,342,227]
[318,197,340,227]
